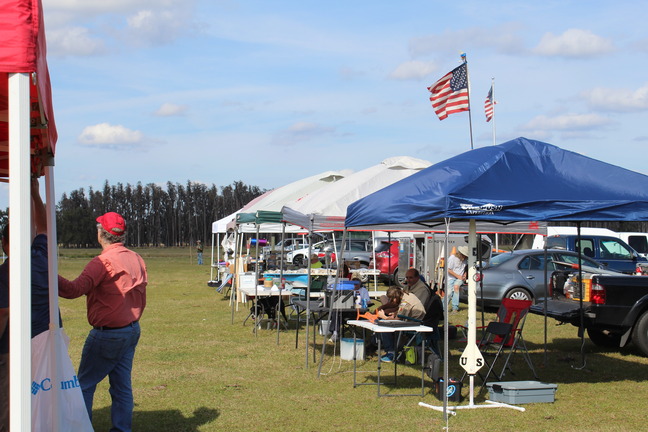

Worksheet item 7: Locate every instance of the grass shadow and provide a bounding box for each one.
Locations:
[93,406,219,432]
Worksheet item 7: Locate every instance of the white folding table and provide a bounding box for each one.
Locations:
[347,320,435,397]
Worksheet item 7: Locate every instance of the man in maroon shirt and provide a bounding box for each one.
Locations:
[59,212,147,432]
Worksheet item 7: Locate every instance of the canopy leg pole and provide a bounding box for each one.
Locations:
[277,223,286,345]
[8,72,32,432]
[304,226,314,369]
[45,165,62,431]
[317,228,347,377]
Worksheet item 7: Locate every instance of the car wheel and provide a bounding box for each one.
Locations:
[631,311,648,357]
[394,268,406,288]
[293,255,304,267]
[588,327,622,348]
[504,288,532,302]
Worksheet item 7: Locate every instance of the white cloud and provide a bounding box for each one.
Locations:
[78,123,144,146]
[409,24,525,57]
[520,113,612,131]
[582,84,648,112]
[389,60,438,81]
[126,9,192,45]
[46,0,191,17]
[154,103,188,117]
[44,1,199,50]
[533,29,614,58]
[271,122,335,146]
[47,27,105,57]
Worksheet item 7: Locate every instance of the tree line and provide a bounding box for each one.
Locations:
[55,180,265,248]
[2,183,648,249]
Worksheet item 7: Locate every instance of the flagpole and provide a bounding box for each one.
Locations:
[462,53,475,150]
[491,77,496,146]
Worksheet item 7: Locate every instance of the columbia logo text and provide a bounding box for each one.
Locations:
[31,375,81,395]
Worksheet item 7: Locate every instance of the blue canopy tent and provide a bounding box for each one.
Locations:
[345,137,648,416]
[346,137,648,230]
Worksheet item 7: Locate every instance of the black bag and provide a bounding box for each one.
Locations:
[424,350,442,381]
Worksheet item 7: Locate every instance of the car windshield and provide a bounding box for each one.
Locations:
[555,253,602,268]
[374,241,392,253]
[487,252,518,267]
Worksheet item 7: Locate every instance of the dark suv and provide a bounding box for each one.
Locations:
[545,234,648,274]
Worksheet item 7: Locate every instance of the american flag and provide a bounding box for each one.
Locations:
[484,85,495,122]
[428,63,469,120]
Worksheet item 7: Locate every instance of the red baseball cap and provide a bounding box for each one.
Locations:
[96,212,126,235]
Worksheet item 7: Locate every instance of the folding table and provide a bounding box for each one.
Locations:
[347,320,435,397]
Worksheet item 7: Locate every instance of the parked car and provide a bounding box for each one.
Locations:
[260,237,307,260]
[464,249,618,305]
[369,239,399,276]
[287,239,373,268]
[543,234,647,274]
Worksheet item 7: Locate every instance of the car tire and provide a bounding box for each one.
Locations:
[292,255,304,267]
[631,311,648,357]
[394,269,406,288]
[504,287,533,303]
[588,327,622,348]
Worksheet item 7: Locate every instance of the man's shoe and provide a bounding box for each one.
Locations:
[380,353,394,363]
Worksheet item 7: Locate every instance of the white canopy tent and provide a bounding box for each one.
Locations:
[281,156,431,231]
[226,170,348,233]
[210,170,347,289]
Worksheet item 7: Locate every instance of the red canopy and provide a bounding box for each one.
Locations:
[0,0,57,178]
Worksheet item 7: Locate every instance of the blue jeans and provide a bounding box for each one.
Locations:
[78,322,141,432]
[197,252,203,265]
[380,333,395,354]
[447,277,461,310]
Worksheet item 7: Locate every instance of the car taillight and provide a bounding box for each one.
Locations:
[591,282,606,304]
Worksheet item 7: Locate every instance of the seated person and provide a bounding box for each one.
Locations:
[376,286,426,362]
[309,254,323,269]
[376,286,402,317]
[338,263,351,279]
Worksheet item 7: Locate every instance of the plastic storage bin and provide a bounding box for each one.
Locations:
[340,338,365,360]
[486,381,558,404]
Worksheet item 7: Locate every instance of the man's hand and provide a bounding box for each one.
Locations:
[31,177,47,235]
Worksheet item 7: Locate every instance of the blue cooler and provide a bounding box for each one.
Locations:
[325,281,359,309]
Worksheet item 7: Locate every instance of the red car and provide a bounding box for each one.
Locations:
[369,240,400,279]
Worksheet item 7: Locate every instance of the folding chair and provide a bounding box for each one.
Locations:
[464,298,538,392]
[288,276,326,320]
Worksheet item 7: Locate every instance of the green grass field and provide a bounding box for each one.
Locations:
[57,247,648,432]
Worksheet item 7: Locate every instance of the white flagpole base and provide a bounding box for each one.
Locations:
[419,400,526,413]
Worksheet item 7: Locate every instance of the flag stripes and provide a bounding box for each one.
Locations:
[428,63,469,120]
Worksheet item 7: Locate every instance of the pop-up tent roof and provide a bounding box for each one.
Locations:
[282,156,431,232]
[0,0,57,177]
[230,170,346,233]
[346,137,648,231]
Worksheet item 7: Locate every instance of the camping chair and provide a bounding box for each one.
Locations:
[243,296,289,329]
[243,298,270,327]
[288,276,326,320]
[463,298,538,392]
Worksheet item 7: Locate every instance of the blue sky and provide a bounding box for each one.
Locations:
[5,0,648,207]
